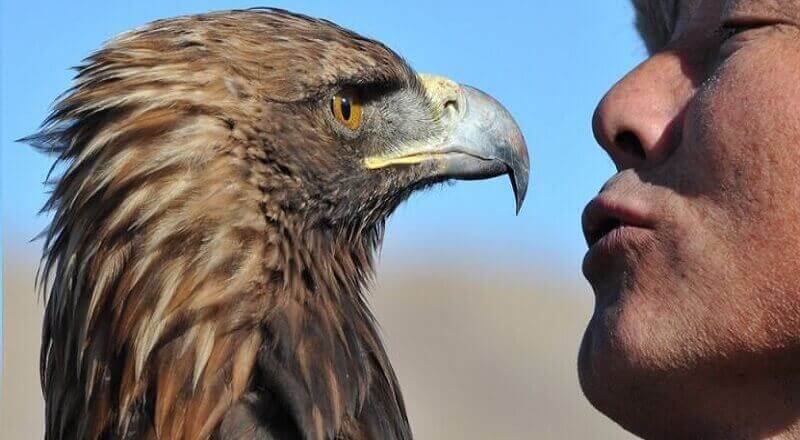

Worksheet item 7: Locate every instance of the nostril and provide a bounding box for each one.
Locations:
[442,98,460,124]
[614,131,646,161]
[444,99,458,113]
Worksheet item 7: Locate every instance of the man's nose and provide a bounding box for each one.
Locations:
[592,51,694,171]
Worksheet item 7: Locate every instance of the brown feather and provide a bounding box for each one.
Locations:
[30,8,417,440]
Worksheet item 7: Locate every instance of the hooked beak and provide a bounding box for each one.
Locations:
[364,75,530,214]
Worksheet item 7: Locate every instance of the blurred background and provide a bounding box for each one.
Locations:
[2,1,645,438]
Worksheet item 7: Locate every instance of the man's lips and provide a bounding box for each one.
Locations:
[582,195,655,248]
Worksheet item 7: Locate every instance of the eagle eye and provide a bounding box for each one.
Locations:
[331,89,362,131]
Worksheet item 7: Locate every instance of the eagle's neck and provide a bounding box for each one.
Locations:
[249,222,411,439]
[34,97,413,438]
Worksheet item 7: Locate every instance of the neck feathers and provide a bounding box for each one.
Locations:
[33,105,406,437]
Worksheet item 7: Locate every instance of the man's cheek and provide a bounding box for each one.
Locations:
[701,69,800,236]
[707,43,800,177]
[677,77,786,233]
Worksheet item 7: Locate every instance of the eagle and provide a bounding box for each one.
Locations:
[27,9,528,440]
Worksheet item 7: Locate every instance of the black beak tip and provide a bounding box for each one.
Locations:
[512,171,528,215]
[508,157,529,215]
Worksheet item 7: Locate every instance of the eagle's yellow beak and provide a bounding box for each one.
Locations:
[364,74,530,213]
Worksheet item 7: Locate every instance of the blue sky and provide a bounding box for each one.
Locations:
[1,0,646,352]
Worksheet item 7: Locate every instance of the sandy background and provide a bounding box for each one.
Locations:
[2,246,633,439]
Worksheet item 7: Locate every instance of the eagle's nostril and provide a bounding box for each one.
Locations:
[442,99,460,123]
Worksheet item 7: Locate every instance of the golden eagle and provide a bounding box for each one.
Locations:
[27,9,528,440]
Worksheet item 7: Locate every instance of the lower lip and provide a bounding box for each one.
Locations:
[582,225,653,275]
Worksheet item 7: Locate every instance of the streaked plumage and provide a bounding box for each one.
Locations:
[27,9,528,439]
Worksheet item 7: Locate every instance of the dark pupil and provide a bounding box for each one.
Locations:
[340,97,351,120]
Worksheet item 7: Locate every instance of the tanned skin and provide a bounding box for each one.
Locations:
[580,0,800,438]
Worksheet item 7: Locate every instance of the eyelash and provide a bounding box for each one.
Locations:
[719,20,780,42]
[719,23,759,41]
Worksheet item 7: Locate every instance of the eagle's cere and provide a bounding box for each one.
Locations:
[27,8,529,440]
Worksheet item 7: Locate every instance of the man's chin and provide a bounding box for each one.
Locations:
[577,288,707,438]
[578,309,665,436]
[578,305,623,404]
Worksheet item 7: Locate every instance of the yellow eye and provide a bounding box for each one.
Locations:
[331,89,362,131]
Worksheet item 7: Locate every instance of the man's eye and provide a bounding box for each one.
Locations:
[719,21,772,41]
[720,24,753,40]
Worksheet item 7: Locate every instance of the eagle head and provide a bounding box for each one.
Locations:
[191,10,530,229]
[28,8,528,440]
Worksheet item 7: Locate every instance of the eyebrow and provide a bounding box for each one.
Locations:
[630,0,679,53]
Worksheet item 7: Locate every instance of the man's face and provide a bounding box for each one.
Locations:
[580,0,800,435]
